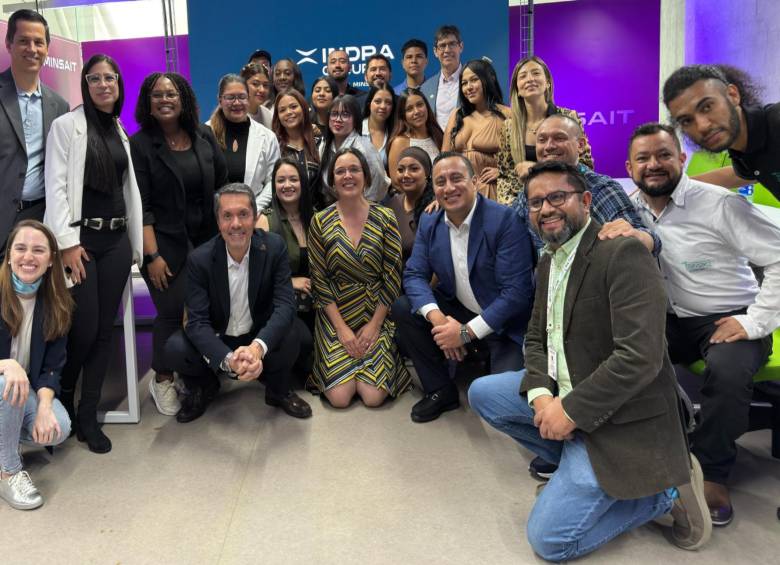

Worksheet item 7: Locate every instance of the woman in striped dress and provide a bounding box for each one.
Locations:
[308,147,410,408]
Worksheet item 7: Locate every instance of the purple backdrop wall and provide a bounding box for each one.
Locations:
[686,0,780,102]
[509,0,661,178]
[81,35,190,136]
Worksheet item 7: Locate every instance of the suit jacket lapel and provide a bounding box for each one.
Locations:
[244,121,261,186]
[467,196,485,274]
[562,222,599,336]
[29,298,44,378]
[41,86,59,147]
[434,213,456,290]
[213,240,231,326]
[0,71,25,149]
[153,131,186,204]
[248,232,266,313]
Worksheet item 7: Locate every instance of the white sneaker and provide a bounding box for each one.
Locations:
[149,377,181,416]
[0,470,43,510]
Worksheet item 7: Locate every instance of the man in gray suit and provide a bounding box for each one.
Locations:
[419,25,463,130]
[469,161,711,560]
[0,9,68,249]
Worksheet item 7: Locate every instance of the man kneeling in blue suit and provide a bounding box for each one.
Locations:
[392,152,535,423]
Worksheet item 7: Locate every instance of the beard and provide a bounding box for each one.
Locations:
[534,212,587,247]
[692,100,741,153]
[635,170,681,198]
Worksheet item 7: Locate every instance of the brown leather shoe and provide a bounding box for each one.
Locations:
[266,391,312,419]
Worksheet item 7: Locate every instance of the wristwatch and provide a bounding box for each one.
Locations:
[220,351,238,379]
[460,324,472,345]
[144,251,161,265]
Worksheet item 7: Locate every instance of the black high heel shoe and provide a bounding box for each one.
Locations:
[76,411,112,454]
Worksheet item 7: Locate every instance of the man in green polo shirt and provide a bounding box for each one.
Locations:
[468,161,711,560]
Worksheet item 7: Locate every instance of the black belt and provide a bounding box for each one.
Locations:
[69,216,127,231]
[17,197,45,212]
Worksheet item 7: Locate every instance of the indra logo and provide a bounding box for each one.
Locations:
[296,45,395,76]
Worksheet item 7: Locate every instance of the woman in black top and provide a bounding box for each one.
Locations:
[130,72,227,421]
[256,158,314,378]
[44,55,143,453]
[309,76,339,134]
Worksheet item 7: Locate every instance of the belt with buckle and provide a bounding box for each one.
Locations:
[17,197,45,212]
[69,216,127,231]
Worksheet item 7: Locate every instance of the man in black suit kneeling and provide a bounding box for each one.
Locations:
[166,183,312,422]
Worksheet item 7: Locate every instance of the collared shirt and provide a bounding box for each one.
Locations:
[418,197,493,339]
[527,219,591,407]
[394,77,425,95]
[224,245,268,355]
[435,64,462,131]
[512,164,661,256]
[631,174,780,339]
[17,83,45,201]
[728,102,780,201]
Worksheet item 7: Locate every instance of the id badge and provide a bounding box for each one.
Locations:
[548,347,558,381]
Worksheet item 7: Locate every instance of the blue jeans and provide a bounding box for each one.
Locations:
[0,375,71,474]
[468,370,673,562]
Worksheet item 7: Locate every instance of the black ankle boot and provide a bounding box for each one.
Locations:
[59,388,76,437]
[76,410,112,454]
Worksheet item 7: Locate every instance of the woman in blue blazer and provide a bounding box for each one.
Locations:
[0,220,74,510]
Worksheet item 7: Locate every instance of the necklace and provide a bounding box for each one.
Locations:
[166,132,189,150]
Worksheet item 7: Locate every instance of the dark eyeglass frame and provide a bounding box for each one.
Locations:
[527,190,584,212]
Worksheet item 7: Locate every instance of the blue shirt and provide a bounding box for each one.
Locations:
[17,83,45,201]
[511,163,661,256]
[393,77,425,95]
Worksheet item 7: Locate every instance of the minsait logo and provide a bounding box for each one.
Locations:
[296,44,395,75]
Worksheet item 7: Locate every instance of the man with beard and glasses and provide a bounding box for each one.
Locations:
[469,160,710,560]
[512,114,659,258]
[663,64,780,201]
[627,123,780,528]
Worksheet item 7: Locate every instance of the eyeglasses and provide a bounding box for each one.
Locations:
[527,190,583,212]
[150,91,179,101]
[85,73,118,86]
[221,93,249,102]
[329,111,353,121]
[435,40,461,51]
[334,166,363,177]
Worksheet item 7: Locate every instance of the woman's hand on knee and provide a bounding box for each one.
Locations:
[0,360,29,407]
[32,404,62,444]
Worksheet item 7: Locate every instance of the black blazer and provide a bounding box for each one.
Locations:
[130,124,228,275]
[0,297,67,395]
[184,230,295,372]
[0,68,68,247]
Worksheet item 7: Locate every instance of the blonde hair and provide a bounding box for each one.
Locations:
[508,56,554,165]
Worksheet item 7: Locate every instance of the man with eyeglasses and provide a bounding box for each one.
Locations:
[0,9,69,251]
[469,160,711,560]
[420,25,464,130]
[392,152,534,423]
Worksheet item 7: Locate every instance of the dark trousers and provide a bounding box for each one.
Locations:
[392,291,525,393]
[61,230,132,414]
[667,310,772,484]
[292,313,314,377]
[165,324,299,398]
[140,266,187,374]
[0,201,46,258]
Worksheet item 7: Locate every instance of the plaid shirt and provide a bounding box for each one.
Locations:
[511,164,661,256]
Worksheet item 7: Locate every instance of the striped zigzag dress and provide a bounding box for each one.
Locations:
[308,203,411,396]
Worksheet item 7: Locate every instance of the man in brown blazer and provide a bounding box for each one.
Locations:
[468,161,711,561]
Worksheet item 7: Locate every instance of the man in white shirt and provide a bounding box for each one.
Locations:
[166,184,312,423]
[626,123,780,527]
[420,25,464,130]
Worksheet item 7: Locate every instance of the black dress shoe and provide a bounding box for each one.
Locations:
[411,386,459,423]
[266,391,312,418]
[176,386,211,423]
[710,504,734,527]
[529,456,558,481]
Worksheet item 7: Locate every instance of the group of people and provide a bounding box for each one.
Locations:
[1,8,778,563]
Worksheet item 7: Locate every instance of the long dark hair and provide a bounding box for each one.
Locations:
[135,72,200,136]
[450,59,506,146]
[81,54,124,193]
[362,83,396,139]
[270,158,314,231]
[389,87,444,149]
[272,88,319,164]
[319,94,362,183]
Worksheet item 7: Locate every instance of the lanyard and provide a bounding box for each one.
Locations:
[546,250,577,334]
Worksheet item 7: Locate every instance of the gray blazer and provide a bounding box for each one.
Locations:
[0,68,69,246]
[520,221,691,499]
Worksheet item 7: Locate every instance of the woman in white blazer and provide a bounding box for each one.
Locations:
[43,54,142,454]
[206,74,281,213]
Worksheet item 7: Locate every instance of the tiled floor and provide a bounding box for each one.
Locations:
[3,330,779,564]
